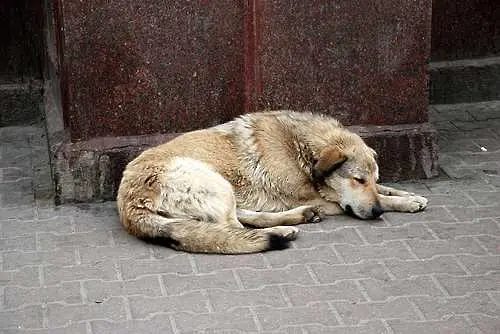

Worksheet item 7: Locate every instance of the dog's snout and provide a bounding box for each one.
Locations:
[371,205,384,218]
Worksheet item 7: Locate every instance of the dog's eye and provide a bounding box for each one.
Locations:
[354,177,366,184]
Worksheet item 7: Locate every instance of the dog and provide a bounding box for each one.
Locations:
[117,111,428,254]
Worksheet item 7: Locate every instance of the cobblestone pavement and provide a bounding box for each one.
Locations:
[1,102,499,333]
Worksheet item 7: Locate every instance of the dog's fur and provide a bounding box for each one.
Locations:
[117,111,428,254]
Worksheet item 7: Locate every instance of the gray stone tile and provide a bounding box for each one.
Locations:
[335,241,414,263]
[237,265,315,289]
[84,276,163,302]
[255,303,338,331]
[129,292,209,318]
[283,281,365,305]
[173,308,258,332]
[360,276,444,301]
[468,314,500,334]
[332,297,419,325]
[47,297,127,327]
[0,306,43,330]
[436,272,500,296]
[208,286,288,312]
[384,256,467,278]
[4,282,81,309]
[162,270,239,295]
[411,293,499,319]
[310,261,390,283]
[388,317,482,334]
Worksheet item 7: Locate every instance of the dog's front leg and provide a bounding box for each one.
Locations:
[378,193,428,213]
[302,200,344,217]
[376,184,415,197]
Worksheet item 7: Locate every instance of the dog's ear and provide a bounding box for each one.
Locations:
[312,147,347,181]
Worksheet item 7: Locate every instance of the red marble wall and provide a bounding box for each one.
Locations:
[57,0,431,141]
[431,0,500,61]
[250,0,431,126]
[60,0,246,141]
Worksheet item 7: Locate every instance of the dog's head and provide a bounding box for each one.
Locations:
[312,140,382,219]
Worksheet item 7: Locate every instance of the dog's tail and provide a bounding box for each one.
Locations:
[127,214,291,254]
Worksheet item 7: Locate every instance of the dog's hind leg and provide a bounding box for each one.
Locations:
[149,157,298,253]
[236,206,322,227]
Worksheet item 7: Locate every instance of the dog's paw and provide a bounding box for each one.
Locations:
[275,226,300,240]
[298,205,323,223]
[405,195,428,212]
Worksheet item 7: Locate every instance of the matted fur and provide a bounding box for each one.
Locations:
[117,111,428,254]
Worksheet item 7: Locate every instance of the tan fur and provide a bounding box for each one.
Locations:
[117,111,428,254]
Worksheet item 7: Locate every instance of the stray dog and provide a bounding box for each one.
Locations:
[117,111,428,254]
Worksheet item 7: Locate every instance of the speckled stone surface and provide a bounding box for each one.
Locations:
[57,0,432,140]
[249,0,432,126]
[60,0,246,141]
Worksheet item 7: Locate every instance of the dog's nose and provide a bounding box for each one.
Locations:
[371,206,384,218]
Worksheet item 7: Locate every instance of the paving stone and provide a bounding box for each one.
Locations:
[382,207,456,225]
[424,192,475,207]
[283,281,365,306]
[294,228,364,248]
[91,317,174,334]
[0,217,73,238]
[37,230,111,250]
[119,256,193,279]
[73,214,121,232]
[388,317,482,334]
[208,286,288,312]
[2,249,76,270]
[173,308,258,332]
[79,245,151,264]
[335,241,414,263]
[436,272,500,296]
[0,207,36,220]
[43,261,118,284]
[162,270,239,295]
[332,297,419,325]
[47,297,127,327]
[237,265,315,289]
[0,235,35,251]
[310,261,390,283]
[0,305,43,330]
[0,266,40,287]
[129,292,209,318]
[468,314,500,334]
[1,323,88,334]
[439,139,481,152]
[406,237,486,258]
[457,255,500,274]
[411,293,499,320]
[264,245,340,268]
[84,276,162,302]
[476,235,500,254]
[448,205,500,220]
[384,256,467,278]
[360,276,444,301]
[427,220,499,239]
[425,178,496,193]
[4,282,81,309]
[194,253,269,273]
[255,303,338,331]
[301,321,388,334]
[356,224,434,243]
